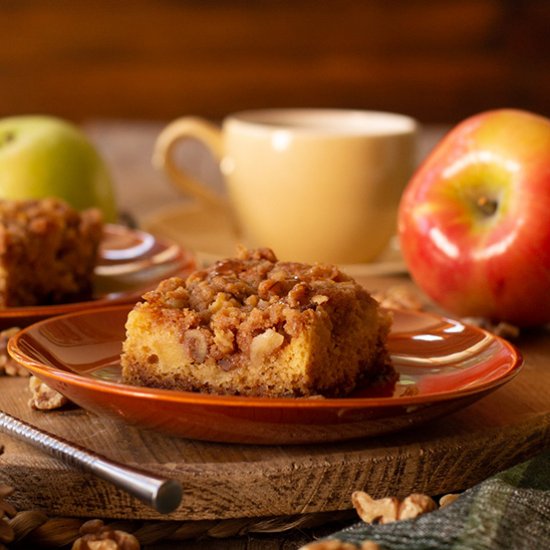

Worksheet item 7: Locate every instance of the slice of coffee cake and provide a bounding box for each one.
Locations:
[121,247,393,398]
[0,198,103,306]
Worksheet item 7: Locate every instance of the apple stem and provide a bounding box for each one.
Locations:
[476,195,498,216]
[0,132,15,146]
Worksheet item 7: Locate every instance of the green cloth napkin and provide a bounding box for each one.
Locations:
[320,451,550,549]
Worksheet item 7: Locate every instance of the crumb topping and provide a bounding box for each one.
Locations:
[144,246,355,311]
[0,198,103,306]
[140,247,377,371]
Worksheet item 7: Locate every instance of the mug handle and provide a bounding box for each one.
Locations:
[153,117,226,208]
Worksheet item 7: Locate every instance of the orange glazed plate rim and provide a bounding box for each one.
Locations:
[8,305,523,409]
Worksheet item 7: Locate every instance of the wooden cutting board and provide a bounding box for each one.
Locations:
[0,279,549,523]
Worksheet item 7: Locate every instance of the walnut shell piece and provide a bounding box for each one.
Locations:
[28,376,70,411]
[398,493,437,520]
[351,491,399,524]
[72,519,140,550]
[439,493,461,507]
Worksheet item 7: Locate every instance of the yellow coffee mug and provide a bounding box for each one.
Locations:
[154,109,417,264]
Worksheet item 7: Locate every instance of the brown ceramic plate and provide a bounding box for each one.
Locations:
[9,306,522,445]
[0,224,195,329]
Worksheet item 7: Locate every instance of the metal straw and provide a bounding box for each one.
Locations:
[0,411,182,514]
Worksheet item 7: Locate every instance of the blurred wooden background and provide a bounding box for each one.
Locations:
[1,0,549,125]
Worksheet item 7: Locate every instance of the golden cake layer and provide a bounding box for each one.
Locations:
[121,247,393,398]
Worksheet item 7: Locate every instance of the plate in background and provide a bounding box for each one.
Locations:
[0,224,195,329]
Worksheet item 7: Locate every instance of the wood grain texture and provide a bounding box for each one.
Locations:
[0,283,548,523]
[0,122,548,528]
[0,0,549,123]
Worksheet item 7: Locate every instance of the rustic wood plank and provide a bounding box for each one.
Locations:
[1,281,548,523]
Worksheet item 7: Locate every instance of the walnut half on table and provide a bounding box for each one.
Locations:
[0,327,29,377]
[1,328,69,411]
[72,519,140,550]
[28,376,70,411]
[351,490,458,525]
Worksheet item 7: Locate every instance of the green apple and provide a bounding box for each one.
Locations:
[0,115,117,222]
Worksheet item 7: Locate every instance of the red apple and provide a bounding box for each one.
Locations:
[398,109,550,327]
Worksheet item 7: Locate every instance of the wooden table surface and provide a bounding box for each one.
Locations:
[1,121,549,550]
